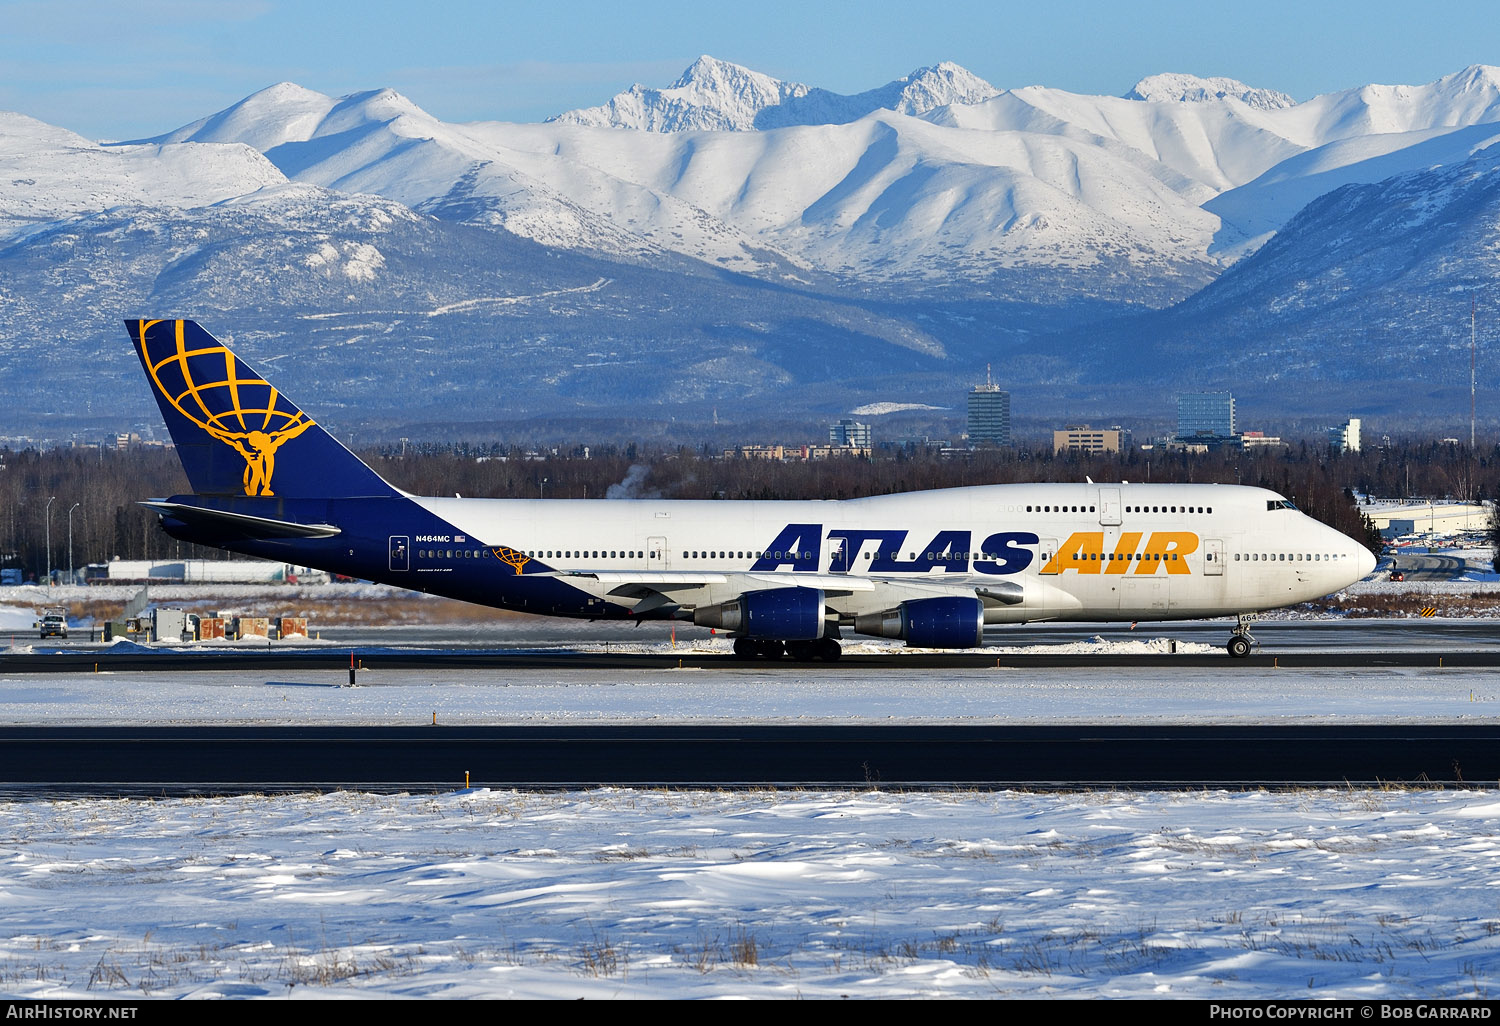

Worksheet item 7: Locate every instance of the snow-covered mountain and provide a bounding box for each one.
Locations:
[547,55,1000,131]
[1068,145,1500,418]
[931,65,1500,196]
[1123,73,1295,111]
[0,111,283,237]
[125,70,1221,293]
[120,60,1500,297]
[0,178,973,436]
[547,56,812,132]
[7,59,1500,433]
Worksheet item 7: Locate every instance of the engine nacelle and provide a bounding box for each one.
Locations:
[853,596,984,648]
[693,587,826,640]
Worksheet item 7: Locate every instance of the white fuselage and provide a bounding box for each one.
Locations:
[405,481,1375,626]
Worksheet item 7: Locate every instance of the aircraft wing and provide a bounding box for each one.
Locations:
[557,570,876,593]
[542,568,1021,618]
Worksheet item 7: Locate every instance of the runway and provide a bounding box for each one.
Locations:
[0,724,1495,793]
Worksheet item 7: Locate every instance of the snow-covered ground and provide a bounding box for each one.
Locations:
[0,655,1498,726]
[0,657,1494,999]
[0,788,1496,999]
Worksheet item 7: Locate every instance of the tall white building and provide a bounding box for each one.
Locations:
[1328,418,1361,454]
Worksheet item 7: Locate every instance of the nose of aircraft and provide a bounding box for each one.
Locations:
[1354,544,1377,579]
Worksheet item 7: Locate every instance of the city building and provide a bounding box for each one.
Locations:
[1176,391,1237,441]
[803,444,871,460]
[828,418,872,448]
[967,377,1011,447]
[722,443,871,461]
[1359,500,1488,540]
[1240,431,1286,449]
[1053,425,1130,454]
[723,445,786,460]
[1328,418,1362,454]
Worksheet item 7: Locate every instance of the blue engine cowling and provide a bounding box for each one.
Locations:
[853,596,984,648]
[693,587,826,640]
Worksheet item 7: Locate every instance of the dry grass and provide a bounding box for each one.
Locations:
[1309,587,1500,618]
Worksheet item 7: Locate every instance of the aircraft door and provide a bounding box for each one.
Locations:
[1098,488,1121,526]
[1038,537,1059,575]
[1203,538,1224,576]
[829,536,851,574]
[647,536,668,571]
[388,536,410,572]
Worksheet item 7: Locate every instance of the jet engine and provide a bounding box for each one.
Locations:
[853,595,984,648]
[693,587,827,640]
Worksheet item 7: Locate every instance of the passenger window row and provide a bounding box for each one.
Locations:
[1021,504,1214,514]
[418,549,650,560]
[1234,553,1344,562]
[416,547,1347,567]
[1071,552,1180,561]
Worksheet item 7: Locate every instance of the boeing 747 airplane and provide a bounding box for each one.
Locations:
[128,319,1376,659]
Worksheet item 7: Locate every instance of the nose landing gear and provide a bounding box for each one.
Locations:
[1227,613,1258,658]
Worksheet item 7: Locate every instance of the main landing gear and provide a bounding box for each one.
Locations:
[733,637,842,662]
[1227,613,1258,658]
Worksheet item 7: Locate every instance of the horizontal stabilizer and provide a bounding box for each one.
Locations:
[141,501,342,539]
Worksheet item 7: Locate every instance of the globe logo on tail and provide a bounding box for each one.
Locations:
[136,320,315,496]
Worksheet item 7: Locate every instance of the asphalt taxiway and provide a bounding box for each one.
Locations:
[0,724,1495,794]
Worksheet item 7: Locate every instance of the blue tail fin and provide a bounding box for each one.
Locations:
[127,319,400,499]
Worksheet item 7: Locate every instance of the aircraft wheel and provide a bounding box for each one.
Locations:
[733,638,758,660]
[786,640,818,661]
[817,638,842,662]
[758,640,786,660]
[1227,635,1252,659]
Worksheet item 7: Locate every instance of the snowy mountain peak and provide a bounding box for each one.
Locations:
[1445,64,1500,88]
[135,83,442,154]
[255,81,331,106]
[890,62,999,115]
[137,82,337,149]
[0,110,286,230]
[1428,63,1500,99]
[549,56,998,132]
[1124,73,1296,111]
[548,55,809,132]
[671,54,792,95]
[320,87,438,132]
[0,110,95,150]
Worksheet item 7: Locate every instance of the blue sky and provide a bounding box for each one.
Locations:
[6,0,1500,139]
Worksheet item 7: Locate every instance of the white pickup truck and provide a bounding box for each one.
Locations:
[35,610,68,639]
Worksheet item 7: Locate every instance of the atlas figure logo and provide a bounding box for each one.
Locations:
[751,524,1200,575]
[133,319,314,496]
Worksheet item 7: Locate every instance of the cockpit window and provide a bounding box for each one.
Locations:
[1266,499,1297,511]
